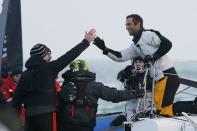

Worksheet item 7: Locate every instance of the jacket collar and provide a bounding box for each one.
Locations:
[132,28,144,45]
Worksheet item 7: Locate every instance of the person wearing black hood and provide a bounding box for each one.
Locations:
[12,29,96,131]
[59,60,144,131]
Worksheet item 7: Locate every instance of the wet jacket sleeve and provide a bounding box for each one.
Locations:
[85,82,136,103]
[49,39,90,74]
[105,45,138,62]
[103,48,122,57]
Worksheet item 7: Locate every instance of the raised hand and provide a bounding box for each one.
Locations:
[84,29,96,43]
[93,37,106,50]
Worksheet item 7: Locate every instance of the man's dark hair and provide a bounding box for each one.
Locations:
[126,14,143,28]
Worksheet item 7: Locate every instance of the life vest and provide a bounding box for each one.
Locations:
[60,70,97,126]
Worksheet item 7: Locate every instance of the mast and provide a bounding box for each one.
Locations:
[0,0,10,76]
[0,0,23,76]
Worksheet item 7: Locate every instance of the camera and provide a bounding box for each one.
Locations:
[121,65,145,92]
[132,66,145,78]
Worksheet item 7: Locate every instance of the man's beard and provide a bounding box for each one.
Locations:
[129,32,134,36]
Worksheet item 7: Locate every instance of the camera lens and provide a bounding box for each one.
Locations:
[136,67,141,70]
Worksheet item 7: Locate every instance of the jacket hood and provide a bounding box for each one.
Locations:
[62,70,96,83]
[25,55,46,70]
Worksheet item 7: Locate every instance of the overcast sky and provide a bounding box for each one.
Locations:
[21,0,197,62]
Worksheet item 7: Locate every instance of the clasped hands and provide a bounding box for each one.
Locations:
[84,29,106,50]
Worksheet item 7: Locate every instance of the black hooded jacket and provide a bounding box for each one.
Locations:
[59,70,138,129]
[13,39,89,116]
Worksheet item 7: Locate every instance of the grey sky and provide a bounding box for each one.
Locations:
[21,0,197,62]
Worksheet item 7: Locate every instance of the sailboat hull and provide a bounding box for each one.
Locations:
[130,116,197,131]
[95,113,197,131]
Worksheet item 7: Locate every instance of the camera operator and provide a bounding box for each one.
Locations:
[111,56,152,126]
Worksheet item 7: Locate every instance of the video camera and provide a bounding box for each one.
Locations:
[132,66,146,78]
[117,65,146,98]
[123,65,146,80]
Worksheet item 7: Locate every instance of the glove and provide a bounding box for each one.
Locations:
[110,114,126,126]
[144,55,155,63]
[93,37,106,50]
[134,88,144,98]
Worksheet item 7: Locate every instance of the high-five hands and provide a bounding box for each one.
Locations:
[84,29,97,43]
[93,37,106,50]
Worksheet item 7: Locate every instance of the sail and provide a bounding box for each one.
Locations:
[0,0,23,76]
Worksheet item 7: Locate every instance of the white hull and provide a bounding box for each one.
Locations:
[129,115,197,131]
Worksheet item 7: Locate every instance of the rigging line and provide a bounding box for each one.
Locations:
[172,117,191,122]
[180,92,197,97]
[120,83,128,113]
[176,86,191,95]
[124,101,127,113]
